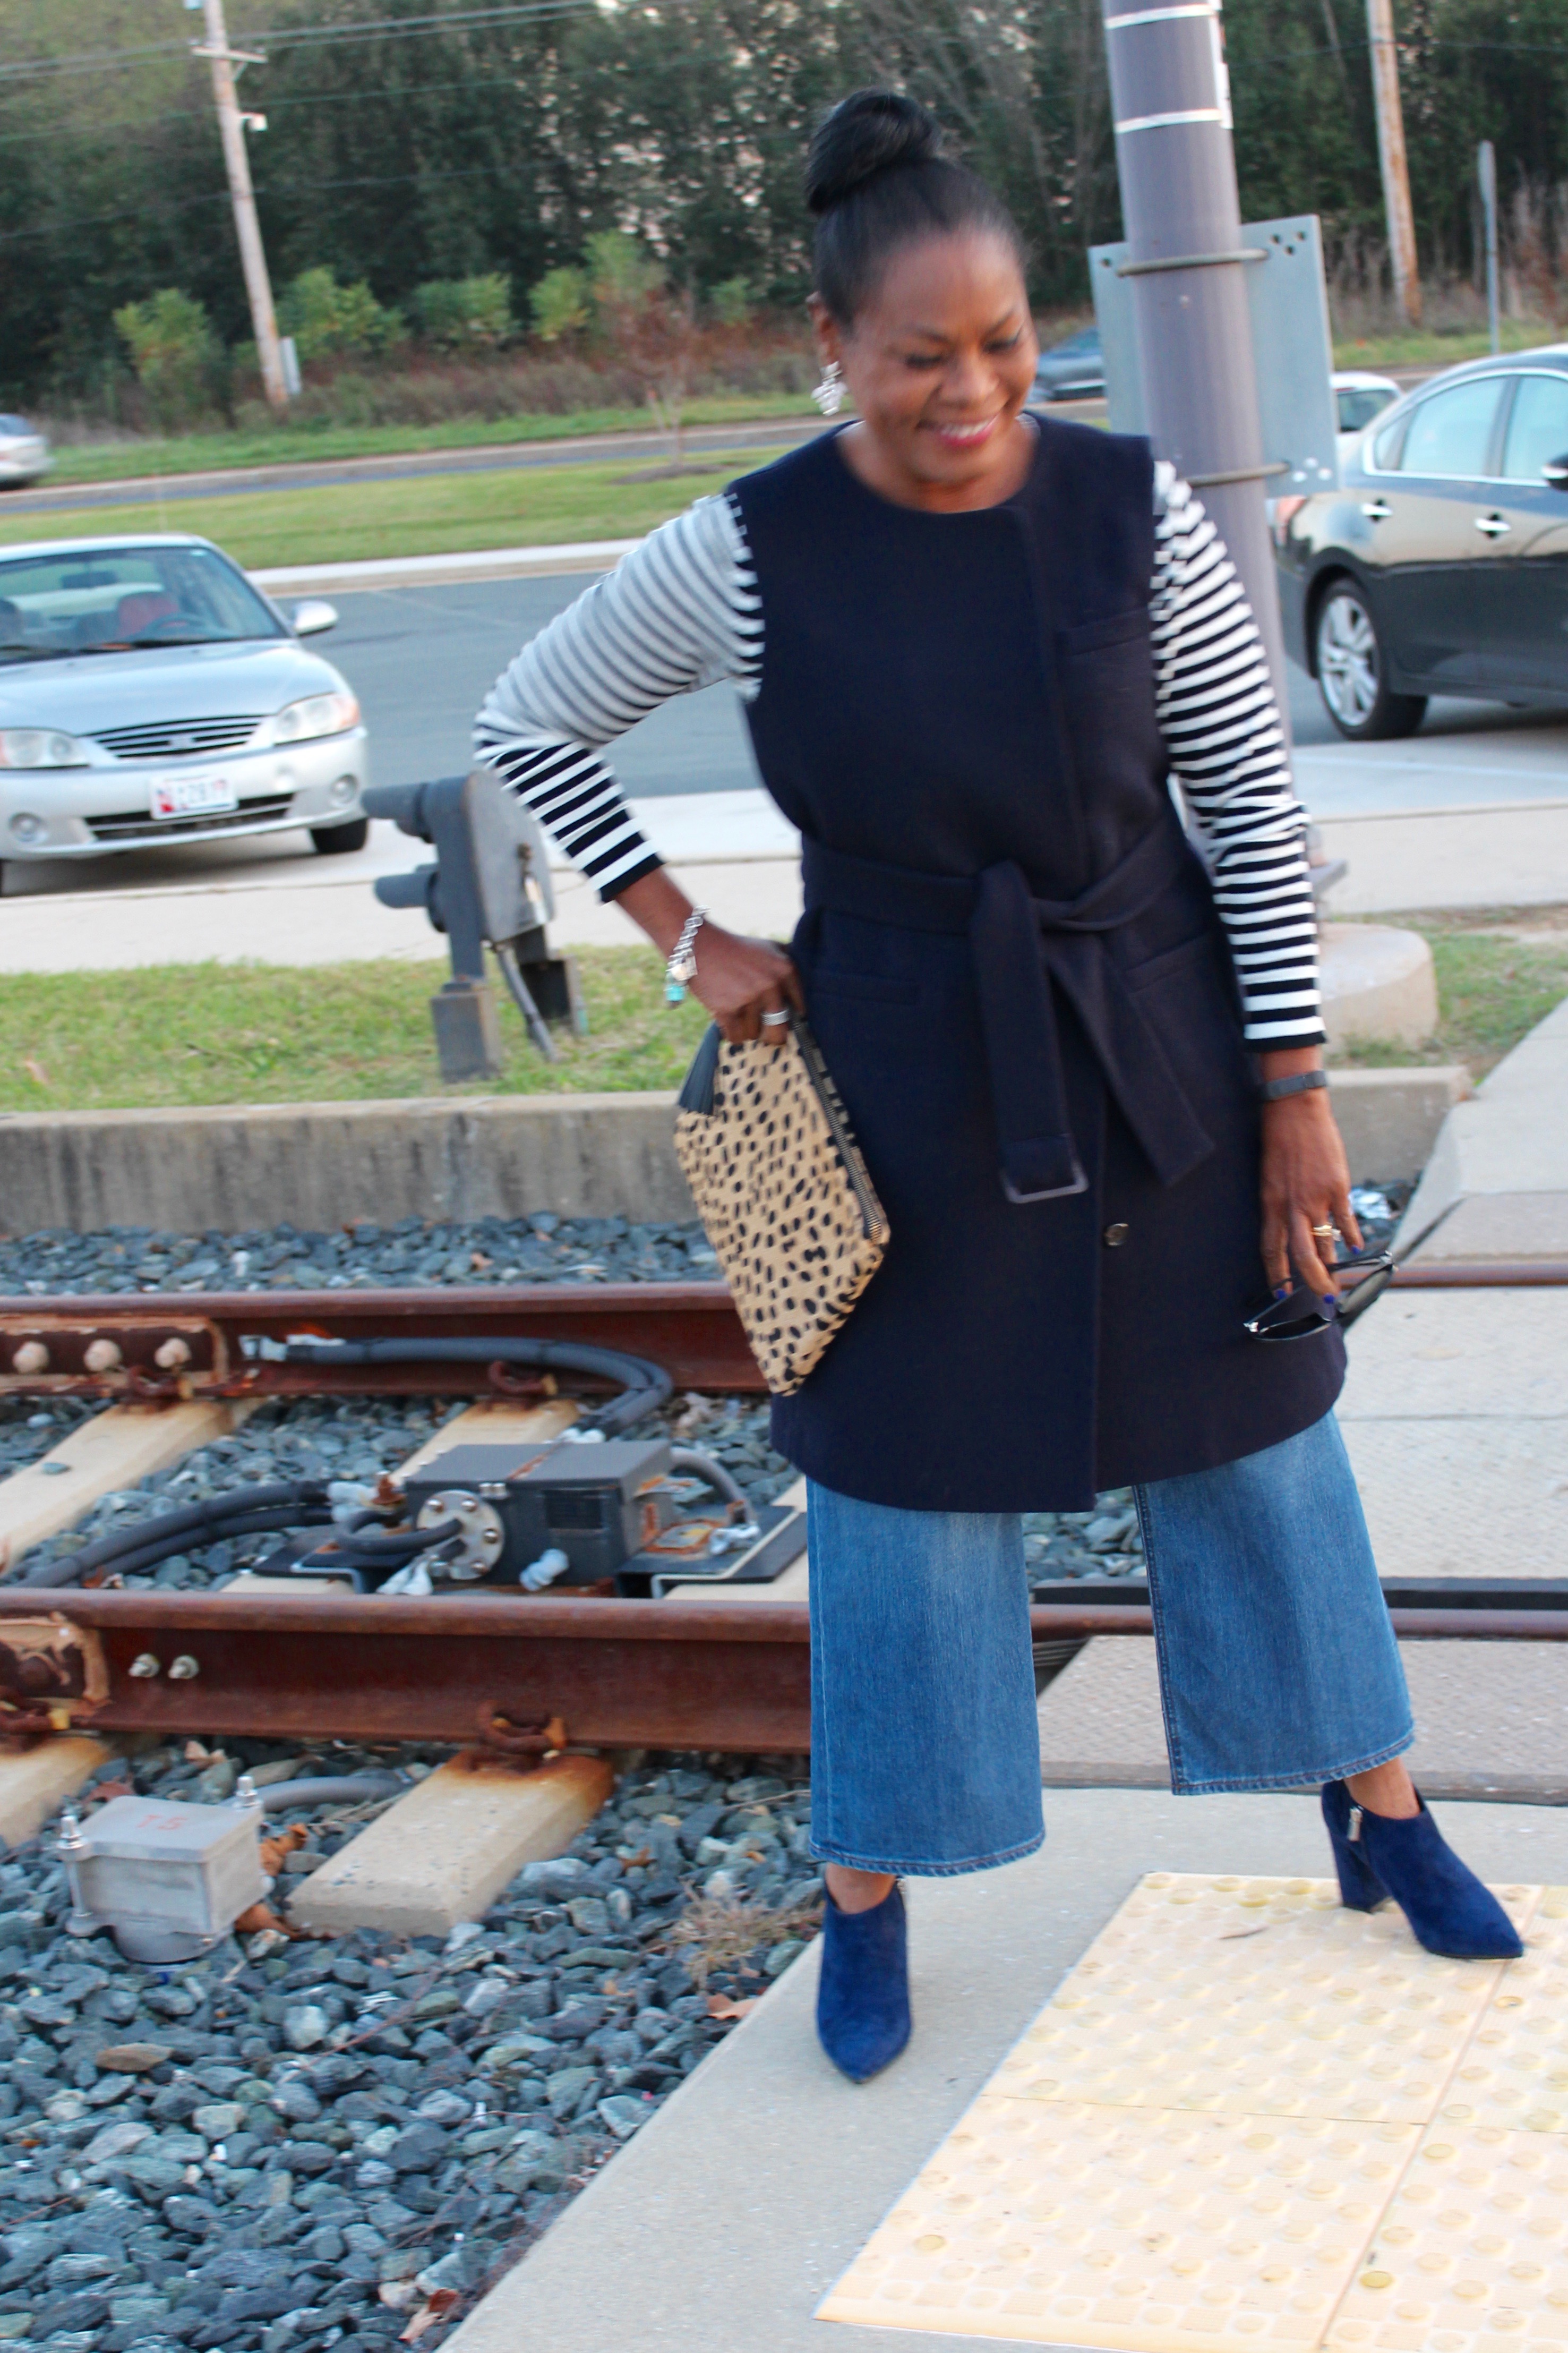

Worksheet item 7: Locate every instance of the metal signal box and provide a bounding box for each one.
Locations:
[62,1793,267,1963]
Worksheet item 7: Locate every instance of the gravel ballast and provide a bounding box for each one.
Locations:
[0,1741,816,2352]
[0,1189,1421,2342]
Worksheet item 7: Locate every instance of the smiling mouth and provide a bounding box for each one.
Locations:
[927,417,1003,450]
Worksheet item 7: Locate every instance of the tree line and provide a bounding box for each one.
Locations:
[1,0,1565,408]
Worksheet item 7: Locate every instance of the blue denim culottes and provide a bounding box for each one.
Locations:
[806,1408,1413,1877]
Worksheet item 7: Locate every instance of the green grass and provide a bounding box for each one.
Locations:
[42,396,814,489]
[1331,322,1562,371]
[0,948,711,1114]
[3,913,1560,1119]
[0,446,790,569]
[1330,911,1568,1078]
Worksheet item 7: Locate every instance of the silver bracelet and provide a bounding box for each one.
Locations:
[664,907,708,1004]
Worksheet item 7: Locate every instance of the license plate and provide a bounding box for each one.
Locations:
[150,775,237,820]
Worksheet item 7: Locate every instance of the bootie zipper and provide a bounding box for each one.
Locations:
[1348,1804,1364,1843]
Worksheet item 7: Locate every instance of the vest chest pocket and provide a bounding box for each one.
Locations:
[1057,608,1166,860]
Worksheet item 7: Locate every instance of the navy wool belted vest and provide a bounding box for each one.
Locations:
[728,421,1342,1512]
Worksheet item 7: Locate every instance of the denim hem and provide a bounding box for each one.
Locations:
[1169,1724,1415,1797]
[808,1829,1044,1879]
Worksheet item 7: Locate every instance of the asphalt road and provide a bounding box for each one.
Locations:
[2,566,1563,906]
[323,570,1568,800]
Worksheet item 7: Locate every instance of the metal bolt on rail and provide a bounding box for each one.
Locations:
[365,769,587,1081]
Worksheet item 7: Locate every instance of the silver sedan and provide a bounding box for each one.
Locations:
[0,534,369,881]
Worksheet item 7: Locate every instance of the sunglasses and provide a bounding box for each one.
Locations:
[1244,1248,1395,1343]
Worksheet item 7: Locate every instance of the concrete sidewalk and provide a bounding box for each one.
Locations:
[4,783,1562,968]
[1399,993,1568,1261]
[441,1791,1568,2353]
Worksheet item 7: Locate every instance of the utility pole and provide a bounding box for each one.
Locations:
[1098,0,1290,721]
[1477,139,1500,356]
[1366,0,1421,326]
[192,0,288,413]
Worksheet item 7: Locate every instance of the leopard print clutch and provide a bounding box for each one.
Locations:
[673,1015,889,1395]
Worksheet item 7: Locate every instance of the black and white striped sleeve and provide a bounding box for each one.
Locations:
[1151,463,1324,1049]
[473,492,761,899]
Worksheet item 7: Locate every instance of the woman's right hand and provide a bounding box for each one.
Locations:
[614,869,803,1043]
[690,922,804,1042]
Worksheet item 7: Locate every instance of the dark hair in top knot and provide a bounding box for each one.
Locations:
[806,89,1026,323]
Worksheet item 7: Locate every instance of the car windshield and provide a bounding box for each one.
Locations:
[0,417,33,436]
[1337,386,1396,433]
[0,544,285,663]
[1049,332,1097,356]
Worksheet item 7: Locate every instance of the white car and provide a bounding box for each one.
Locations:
[0,534,368,880]
[1333,371,1401,465]
[0,416,50,489]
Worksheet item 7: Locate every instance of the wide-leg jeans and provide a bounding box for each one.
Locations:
[806,1408,1413,1877]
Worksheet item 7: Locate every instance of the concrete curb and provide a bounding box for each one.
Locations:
[1398,992,1568,1260]
[0,1068,1462,1235]
[252,540,640,596]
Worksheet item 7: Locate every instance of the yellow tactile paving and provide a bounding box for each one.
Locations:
[1326,2125,1568,2350]
[820,1873,1560,2351]
[821,2098,1415,2348]
[988,1874,1532,2127]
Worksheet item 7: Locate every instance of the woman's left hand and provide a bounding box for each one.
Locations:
[1259,1089,1362,1299]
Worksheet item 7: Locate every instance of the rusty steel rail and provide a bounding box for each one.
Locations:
[0,1283,765,1401]
[0,1262,1562,1401]
[0,1267,1563,1753]
[0,1592,1563,1754]
[1390,1261,1568,1287]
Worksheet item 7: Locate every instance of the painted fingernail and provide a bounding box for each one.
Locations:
[1273,1286,1291,1300]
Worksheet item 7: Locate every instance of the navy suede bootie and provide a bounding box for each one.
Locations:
[1322,1780,1522,1960]
[816,1883,911,2083]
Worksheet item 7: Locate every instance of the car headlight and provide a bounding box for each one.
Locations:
[271,691,360,746]
[0,729,89,769]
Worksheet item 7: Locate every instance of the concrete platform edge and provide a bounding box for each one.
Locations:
[440,1789,1568,2353]
[0,1067,1455,1234]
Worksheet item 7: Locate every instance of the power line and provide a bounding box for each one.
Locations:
[0,0,600,87]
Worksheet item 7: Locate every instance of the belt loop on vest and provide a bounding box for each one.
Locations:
[971,863,1089,1204]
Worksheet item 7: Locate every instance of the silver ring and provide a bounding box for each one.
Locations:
[760,1010,790,1028]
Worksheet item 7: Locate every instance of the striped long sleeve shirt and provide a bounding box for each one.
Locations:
[475,457,1323,1047]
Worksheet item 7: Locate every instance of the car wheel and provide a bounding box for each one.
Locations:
[310,816,369,854]
[1314,582,1427,740]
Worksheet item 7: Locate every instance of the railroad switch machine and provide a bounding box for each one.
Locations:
[260,1436,805,1599]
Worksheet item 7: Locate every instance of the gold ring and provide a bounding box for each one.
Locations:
[1312,1223,1340,1239]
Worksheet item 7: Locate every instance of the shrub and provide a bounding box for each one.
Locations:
[709,276,753,326]
[412,274,515,349]
[529,266,591,344]
[584,231,664,312]
[112,288,221,431]
[278,268,406,361]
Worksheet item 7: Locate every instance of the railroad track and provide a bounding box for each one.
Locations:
[0,1266,1562,1755]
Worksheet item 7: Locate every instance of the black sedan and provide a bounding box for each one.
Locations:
[1274,347,1568,738]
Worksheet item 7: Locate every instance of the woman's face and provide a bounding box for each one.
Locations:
[813,231,1039,510]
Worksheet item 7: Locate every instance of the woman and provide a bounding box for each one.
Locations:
[477,91,1519,2083]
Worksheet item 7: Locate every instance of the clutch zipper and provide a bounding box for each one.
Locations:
[789,1016,889,1244]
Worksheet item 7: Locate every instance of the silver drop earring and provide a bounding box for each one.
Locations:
[812,359,846,417]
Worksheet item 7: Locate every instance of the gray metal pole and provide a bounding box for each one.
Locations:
[1098,0,1290,730]
[1478,140,1500,357]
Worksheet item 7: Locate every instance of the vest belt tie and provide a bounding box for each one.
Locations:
[801,819,1216,1201]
